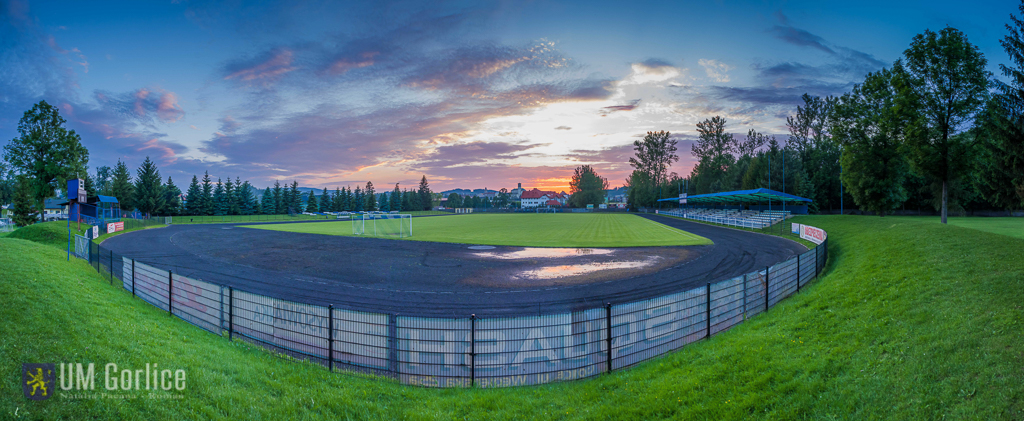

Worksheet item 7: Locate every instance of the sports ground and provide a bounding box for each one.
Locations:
[97,213,799,316]
[2,215,1021,419]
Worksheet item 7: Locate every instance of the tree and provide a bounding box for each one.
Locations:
[569,165,609,208]
[364,181,376,211]
[110,160,134,212]
[305,189,318,213]
[391,184,402,211]
[333,187,343,212]
[318,188,329,213]
[3,100,89,218]
[978,3,1024,209]
[212,179,227,216]
[446,192,461,208]
[83,173,98,203]
[417,176,432,210]
[94,165,112,195]
[833,67,914,216]
[496,188,509,208]
[902,27,992,223]
[629,131,679,186]
[271,181,283,214]
[689,118,736,194]
[224,178,239,215]
[409,189,421,210]
[12,175,37,226]
[787,94,842,213]
[261,187,274,215]
[288,181,300,214]
[238,181,255,215]
[200,171,214,216]
[626,170,656,209]
[0,161,15,207]
[132,156,165,216]
[163,177,182,216]
[185,176,202,215]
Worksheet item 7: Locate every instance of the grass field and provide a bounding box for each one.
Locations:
[241,213,712,247]
[2,216,1023,419]
[904,216,1024,240]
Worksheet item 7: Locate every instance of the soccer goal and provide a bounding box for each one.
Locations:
[352,213,413,238]
[536,207,557,214]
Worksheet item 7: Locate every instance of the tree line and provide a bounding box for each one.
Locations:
[625,13,1024,221]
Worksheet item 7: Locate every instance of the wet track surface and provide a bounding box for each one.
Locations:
[102,214,806,317]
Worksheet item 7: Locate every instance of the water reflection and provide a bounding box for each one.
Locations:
[514,257,661,280]
[473,248,613,259]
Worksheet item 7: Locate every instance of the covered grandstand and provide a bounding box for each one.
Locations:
[657,188,812,229]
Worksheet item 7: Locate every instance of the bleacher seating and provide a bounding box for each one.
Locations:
[660,208,791,229]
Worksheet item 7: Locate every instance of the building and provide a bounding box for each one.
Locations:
[520,188,568,208]
[43,198,68,221]
[510,183,525,199]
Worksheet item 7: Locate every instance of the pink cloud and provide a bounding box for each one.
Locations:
[224,48,298,84]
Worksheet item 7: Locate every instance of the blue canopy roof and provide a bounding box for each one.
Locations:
[657,188,812,204]
[97,195,119,203]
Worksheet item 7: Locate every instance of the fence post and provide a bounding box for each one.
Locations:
[228,286,234,341]
[742,273,747,320]
[764,266,770,311]
[168,270,173,316]
[705,283,712,338]
[388,314,398,377]
[796,254,801,292]
[470,314,476,387]
[328,304,334,373]
[131,259,135,297]
[605,303,613,374]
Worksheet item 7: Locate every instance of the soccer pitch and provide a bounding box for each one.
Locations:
[240,213,712,247]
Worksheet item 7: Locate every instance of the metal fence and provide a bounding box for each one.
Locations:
[76,225,828,388]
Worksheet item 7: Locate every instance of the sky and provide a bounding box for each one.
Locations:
[0,0,1015,192]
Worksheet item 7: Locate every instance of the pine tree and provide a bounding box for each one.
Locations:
[410,189,422,210]
[379,192,389,212]
[223,176,237,215]
[230,177,243,215]
[391,183,401,211]
[402,190,413,210]
[131,156,164,216]
[418,176,432,210]
[200,171,214,216]
[319,188,330,212]
[213,179,227,216]
[261,187,274,215]
[364,181,376,211]
[305,189,319,213]
[288,181,300,214]
[238,181,255,215]
[163,176,182,216]
[272,180,284,214]
[12,175,37,226]
[333,187,343,212]
[83,174,98,203]
[353,186,363,211]
[110,160,134,211]
[185,175,202,215]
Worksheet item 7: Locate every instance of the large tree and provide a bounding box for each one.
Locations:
[417,176,432,210]
[237,180,256,215]
[11,175,38,227]
[200,171,214,216]
[305,190,318,213]
[3,101,89,218]
[132,156,165,216]
[391,184,402,211]
[979,2,1024,209]
[364,181,376,211]
[833,67,915,216]
[446,192,462,208]
[902,27,992,223]
[212,179,227,216]
[163,176,183,216]
[630,130,679,186]
[786,95,843,212]
[568,165,609,208]
[109,160,134,212]
[272,180,284,214]
[689,118,736,194]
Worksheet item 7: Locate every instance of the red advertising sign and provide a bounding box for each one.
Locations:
[107,221,124,233]
[800,224,826,244]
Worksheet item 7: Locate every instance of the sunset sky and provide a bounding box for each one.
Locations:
[0,0,1012,191]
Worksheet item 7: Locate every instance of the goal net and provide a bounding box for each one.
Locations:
[352,213,412,238]
[536,207,557,214]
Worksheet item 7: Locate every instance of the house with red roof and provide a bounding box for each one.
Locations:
[520,188,568,208]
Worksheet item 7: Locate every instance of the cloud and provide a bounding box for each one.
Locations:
[554,126,571,130]
[223,47,298,86]
[601,99,641,115]
[698,59,734,83]
[622,58,682,85]
[94,87,185,124]
[768,25,835,55]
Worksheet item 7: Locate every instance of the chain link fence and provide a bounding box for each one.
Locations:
[75,224,828,388]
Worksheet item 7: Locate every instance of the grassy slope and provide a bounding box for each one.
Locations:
[241,213,712,247]
[1,216,1022,420]
[903,216,1024,240]
[6,221,89,249]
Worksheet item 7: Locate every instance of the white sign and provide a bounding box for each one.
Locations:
[678,193,687,204]
[800,224,826,244]
[92,225,99,239]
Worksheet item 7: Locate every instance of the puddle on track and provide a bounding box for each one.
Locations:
[513,257,662,280]
[472,248,614,260]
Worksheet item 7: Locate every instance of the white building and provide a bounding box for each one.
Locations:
[519,188,568,208]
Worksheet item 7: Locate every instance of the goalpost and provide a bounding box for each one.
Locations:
[352,213,413,238]
[536,207,557,214]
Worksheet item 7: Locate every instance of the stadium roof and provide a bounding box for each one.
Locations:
[657,188,812,204]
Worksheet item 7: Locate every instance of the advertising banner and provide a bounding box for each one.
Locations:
[107,221,124,233]
[800,224,826,244]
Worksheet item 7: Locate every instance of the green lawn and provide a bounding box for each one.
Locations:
[902,216,1024,240]
[2,216,1023,420]
[241,213,712,247]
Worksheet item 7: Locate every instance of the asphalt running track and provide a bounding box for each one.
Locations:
[102,214,807,317]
